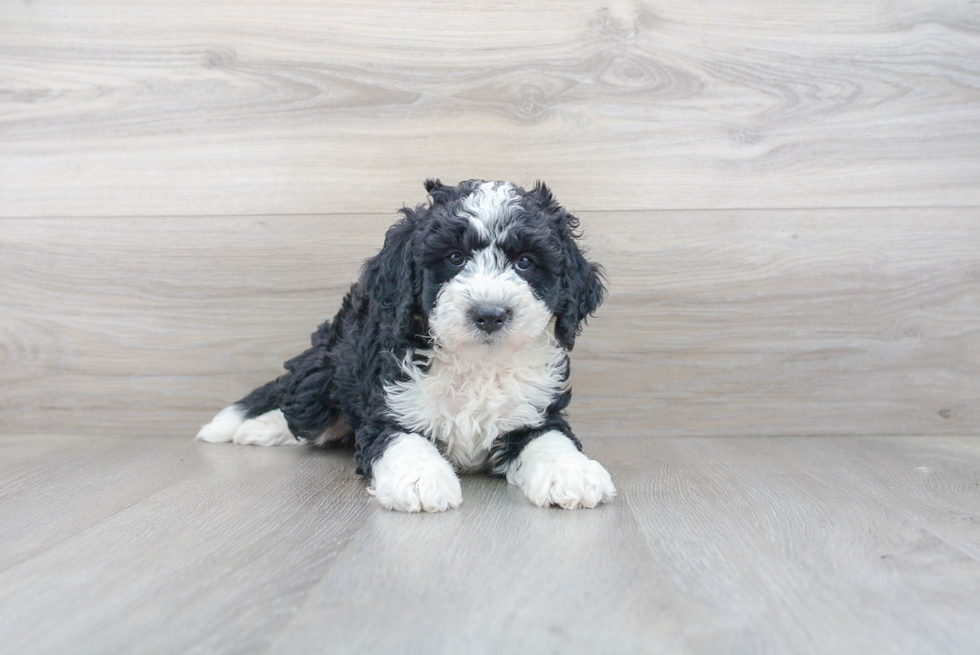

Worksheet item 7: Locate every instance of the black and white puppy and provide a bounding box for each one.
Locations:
[197,179,615,512]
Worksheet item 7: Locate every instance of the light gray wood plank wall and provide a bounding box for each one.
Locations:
[1,1,978,438]
[1,0,978,216]
[2,210,977,437]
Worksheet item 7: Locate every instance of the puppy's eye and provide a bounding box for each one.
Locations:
[447,252,467,267]
[514,255,534,272]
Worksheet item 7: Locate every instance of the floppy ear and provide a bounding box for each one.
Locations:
[360,210,423,342]
[526,181,606,350]
[554,244,606,350]
[425,178,472,206]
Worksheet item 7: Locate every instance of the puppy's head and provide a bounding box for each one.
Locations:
[364,179,605,352]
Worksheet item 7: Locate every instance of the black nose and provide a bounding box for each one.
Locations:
[471,305,511,334]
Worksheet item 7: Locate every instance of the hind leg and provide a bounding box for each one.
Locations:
[196,380,300,447]
[197,318,344,447]
[196,406,301,446]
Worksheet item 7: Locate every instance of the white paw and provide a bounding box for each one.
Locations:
[232,409,301,446]
[507,431,616,509]
[369,433,462,513]
[196,405,245,443]
[195,407,300,447]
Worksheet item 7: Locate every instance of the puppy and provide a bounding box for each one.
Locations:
[197,179,616,512]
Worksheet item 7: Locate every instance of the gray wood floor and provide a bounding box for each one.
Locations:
[1,434,978,654]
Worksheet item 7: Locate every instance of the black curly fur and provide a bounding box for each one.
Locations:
[231,179,604,478]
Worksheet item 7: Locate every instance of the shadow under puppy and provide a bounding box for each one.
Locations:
[197,179,616,512]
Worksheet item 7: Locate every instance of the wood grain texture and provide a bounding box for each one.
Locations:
[1,0,978,216]
[591,435,980,655]
[0,435,373,654]
[2,209,977,438]
[0,434,977,654]
[268,469,683,655]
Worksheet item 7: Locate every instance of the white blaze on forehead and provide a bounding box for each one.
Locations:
[465,246,509,278]
[461,181,518,238]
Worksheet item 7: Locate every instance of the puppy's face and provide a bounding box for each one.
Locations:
[412,181,596,352]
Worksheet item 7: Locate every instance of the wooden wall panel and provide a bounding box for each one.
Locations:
[1,0,978,216]
[1,210,976,437]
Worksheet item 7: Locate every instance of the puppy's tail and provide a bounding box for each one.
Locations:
[195,380,300,447]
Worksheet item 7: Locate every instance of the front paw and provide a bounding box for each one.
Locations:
[369,433,462,513]
[507,431,616,509]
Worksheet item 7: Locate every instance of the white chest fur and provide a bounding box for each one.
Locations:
[384,338,567,471]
